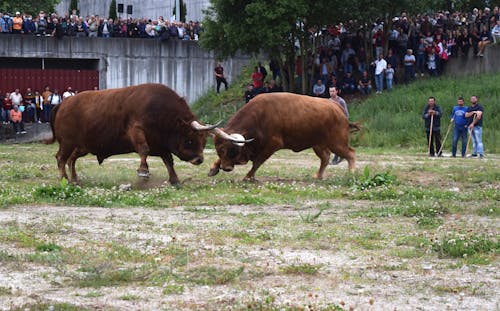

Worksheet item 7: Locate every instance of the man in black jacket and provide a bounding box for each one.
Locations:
[422,96,442,157]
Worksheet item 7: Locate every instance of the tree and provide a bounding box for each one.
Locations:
[109,0,117,21]
[69,0,79,15]
[172,0,187,22]
[0,0,59,16]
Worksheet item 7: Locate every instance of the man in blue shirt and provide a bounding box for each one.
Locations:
[450,97,468,157]
[465,95,484,158]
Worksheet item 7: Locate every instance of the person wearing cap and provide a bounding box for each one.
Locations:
[10,104,26,134]
[465,96,484,158]
[12,12,23,34]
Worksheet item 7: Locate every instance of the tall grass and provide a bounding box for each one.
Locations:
[192,72,500,153]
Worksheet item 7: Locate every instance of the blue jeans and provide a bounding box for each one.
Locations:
[386,78,393,91]
[416,54,426,74]
[470,126,484,156]
[404,65,414,83]
[375,74,384,92]
[452,125,468,157]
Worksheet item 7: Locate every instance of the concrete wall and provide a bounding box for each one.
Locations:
[444,44,500,76]
[0,35,251,103]
[55,0,210,22]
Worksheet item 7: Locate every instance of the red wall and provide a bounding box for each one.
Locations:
[0,69,99,94]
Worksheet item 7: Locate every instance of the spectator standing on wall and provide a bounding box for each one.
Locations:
[87,15,98,37]
[416,38,427,77]
[450,97,468,157]
[492,20,500,43]
[12,12,23,34]
[52,18,65,38]
[0,13,12,33]
[36,11,48,36]
[465,96,484,158]
[422,96,442,157]
[214,62,229,94]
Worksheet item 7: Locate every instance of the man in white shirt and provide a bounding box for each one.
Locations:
[372,54,387,94]
[62,87,75,100]
[9,89,23,106]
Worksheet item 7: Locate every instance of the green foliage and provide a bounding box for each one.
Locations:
[433,234,499,258]
[162,284,185,295]
[0,0,59,16]
[280,263,322,275]
[34,178,83,201]
[182,266,244,285]
[9,303,88,311]
[69,0,79,15]
[172,0,187,22]
[300,203,331,223]
[108,0,117,21]
[36,242,62,252]
[355,166,396,190]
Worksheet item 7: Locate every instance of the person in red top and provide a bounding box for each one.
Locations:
[10,104,26,134]
[251,66,263,91]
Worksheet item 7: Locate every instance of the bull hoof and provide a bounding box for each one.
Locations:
[208,167,219,177]
[242,176,257,182]
[137,170,150,178]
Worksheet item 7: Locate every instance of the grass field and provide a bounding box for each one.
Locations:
[0,143,498,310]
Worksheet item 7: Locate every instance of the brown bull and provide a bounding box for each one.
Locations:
[209,92,359,181]
[47,83,217,185]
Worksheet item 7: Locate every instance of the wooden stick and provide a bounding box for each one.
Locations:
[437,121,453,156]
[428,114,434,156]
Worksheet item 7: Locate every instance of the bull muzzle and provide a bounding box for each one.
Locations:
[189,156,204,165]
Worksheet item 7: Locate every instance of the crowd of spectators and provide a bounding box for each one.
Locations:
[0,86,83,134]
[304,6,500,97]
[0,9,203,40]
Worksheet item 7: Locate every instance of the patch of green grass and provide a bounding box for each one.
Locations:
[280,263,322,275]
[475,205,499,217]
[72,264,148,288]
[182,265,244,285]
[432,234,499,259]
[162,284,185,295]
[9,303,89,311]
[119,293,140,301]
[0,286,12,296]
[36,243,62,252]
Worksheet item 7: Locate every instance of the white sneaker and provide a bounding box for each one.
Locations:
[21,131,27,134]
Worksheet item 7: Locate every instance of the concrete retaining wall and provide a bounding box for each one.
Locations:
[0,35,251,103]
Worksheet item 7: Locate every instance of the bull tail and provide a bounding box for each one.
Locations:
[44,104,60,144]
[349,122,362,133]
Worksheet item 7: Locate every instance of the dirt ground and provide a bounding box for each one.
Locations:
[0,203,498,311]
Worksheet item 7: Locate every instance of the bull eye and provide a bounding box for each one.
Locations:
[184,140,193,148]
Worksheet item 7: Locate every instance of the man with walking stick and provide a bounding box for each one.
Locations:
[422,96,442,157]
[465,95,484,158]
[450,97,468,157]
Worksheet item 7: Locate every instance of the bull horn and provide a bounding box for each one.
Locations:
[191,120,222,131]
[211,128,254,146]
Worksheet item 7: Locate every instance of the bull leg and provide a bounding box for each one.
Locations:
[67,149,88,183]
[55,145,74,180]
[312,146,331,179]
[160,153,180,185]
[329,143,356,173]
[129,126,150,178]
[243,151,274,181]
[208,158,221,177]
